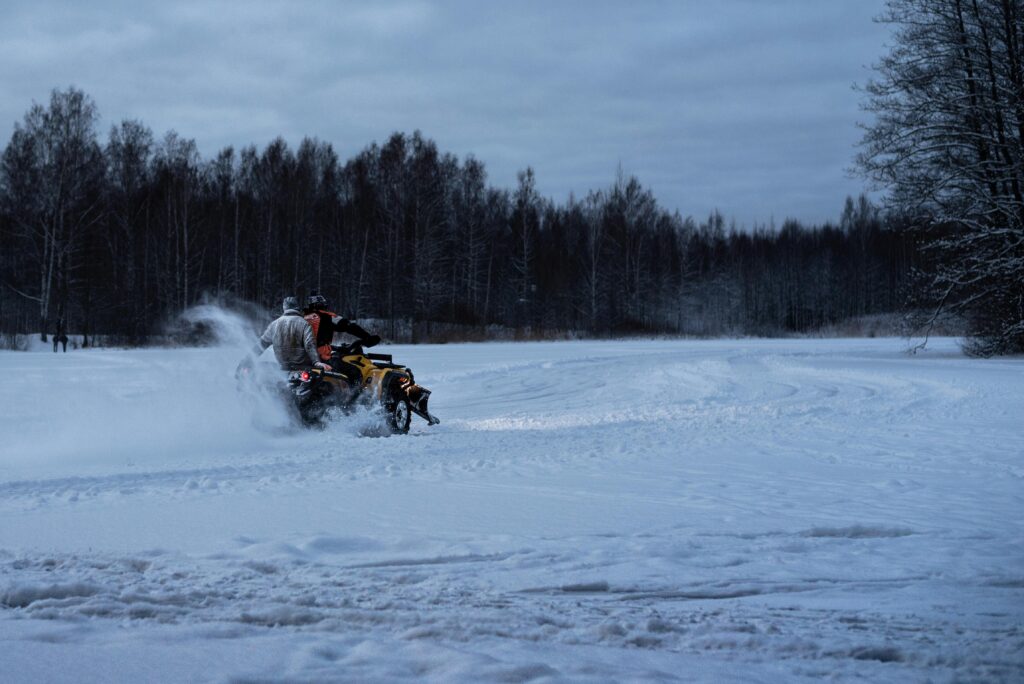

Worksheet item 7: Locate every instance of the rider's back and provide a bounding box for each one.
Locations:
[260,310,317,371]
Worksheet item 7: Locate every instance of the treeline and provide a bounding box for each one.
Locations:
[0,88,917,344]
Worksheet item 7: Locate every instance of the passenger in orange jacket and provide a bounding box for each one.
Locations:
[303,291,380,364]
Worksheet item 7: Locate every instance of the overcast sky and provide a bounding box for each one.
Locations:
[0,0,891,228]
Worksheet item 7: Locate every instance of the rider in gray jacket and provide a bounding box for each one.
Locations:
[243,296,330,372]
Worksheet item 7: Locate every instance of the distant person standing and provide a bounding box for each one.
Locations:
[53,318,69,353]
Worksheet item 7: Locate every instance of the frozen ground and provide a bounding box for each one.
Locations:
[0,336,1022,682]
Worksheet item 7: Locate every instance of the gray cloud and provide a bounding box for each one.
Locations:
[0,0,890,227]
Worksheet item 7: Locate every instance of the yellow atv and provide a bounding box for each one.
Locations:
[289,339,440,433]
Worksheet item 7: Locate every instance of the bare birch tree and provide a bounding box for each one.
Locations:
[858,0,1024,354]
[0,88,104,340]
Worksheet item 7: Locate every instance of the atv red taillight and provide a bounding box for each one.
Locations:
[300,371,311,382]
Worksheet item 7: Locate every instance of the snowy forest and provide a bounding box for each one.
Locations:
[0,94,915,345]
[1,0,1022,354]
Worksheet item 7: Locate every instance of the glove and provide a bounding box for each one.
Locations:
[314,361,331,371]
[362,334,381,348]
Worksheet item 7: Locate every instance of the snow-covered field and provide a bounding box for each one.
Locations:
[1,337,1022,682]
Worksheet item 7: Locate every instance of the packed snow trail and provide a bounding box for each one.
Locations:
[1,338,1022,682]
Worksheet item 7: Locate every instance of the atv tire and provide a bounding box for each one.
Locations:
[384,384,411,435]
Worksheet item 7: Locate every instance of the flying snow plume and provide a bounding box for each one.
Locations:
[178,302,264,351]
[0,303,296,476]
[178,301,298,431]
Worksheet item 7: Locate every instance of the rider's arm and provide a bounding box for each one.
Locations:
[302,321,322,367]
[335,317,372,341]
[239,322,272,372]
[251,322,274,357]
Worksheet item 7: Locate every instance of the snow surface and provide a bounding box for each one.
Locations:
[0,337,1022,682]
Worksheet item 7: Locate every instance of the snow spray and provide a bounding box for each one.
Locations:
[0,302,296,475]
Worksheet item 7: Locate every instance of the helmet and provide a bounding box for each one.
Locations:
[282,295,300,312]
[307,290,328,311]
